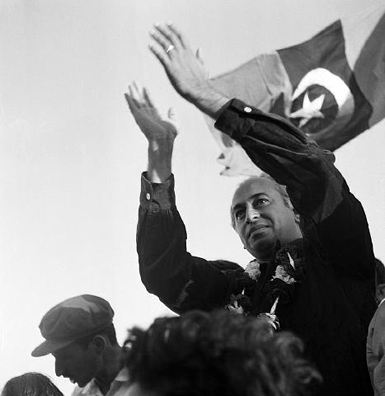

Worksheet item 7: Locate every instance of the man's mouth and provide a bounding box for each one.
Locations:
[248,224,268,239]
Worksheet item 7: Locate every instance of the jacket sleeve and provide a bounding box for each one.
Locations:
[215,99,375,279]
[137,172,245,314]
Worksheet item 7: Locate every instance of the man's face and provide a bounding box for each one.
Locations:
[231,177,301,261]
[52,340,102,388]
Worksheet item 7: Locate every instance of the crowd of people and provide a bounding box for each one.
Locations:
[2,23,384,396]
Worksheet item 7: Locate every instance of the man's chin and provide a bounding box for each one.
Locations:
[247,239,275,260]
[74,379,88,388]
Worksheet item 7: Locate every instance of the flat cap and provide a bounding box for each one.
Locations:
[31,294,114,357]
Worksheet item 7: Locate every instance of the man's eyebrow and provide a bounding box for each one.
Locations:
[231,203,245,213]
[231,193,268,212]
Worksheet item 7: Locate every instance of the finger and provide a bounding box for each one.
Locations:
[128,85,140,107]
[149,42,170,70]
[167,107,178,123]
[154,23,183,50]
[195,48,204,65]
[124,93,139,114]
[167,108,179,136]
[126,85,139,107]
[133,81,150,107]
[150,27,173,52]
[142,87,161,119]
[143,87,156,109]
[165,23,189,49]
[131,81,141,100]
[129,81,145,106]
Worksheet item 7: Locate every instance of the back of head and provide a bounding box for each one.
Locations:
[1,373,63,396]
[124,310,321,396]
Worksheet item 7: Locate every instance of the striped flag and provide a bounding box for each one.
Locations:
[206,3,385,176]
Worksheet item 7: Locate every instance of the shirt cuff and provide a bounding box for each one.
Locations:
[214,98,263,141]
[215,98,308,144]
[140,172,176,210]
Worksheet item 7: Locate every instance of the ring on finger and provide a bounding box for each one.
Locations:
[165,45,175,54]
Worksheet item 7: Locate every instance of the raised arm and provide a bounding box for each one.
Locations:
[149,24,375,280]
[125,82,246,313]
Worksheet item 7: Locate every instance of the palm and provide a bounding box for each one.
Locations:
[125,83,178,142]
[131,104,178,141]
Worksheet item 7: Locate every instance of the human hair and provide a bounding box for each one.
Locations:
[1,372,63,396]
[124,310,322,396]
[74,323,118,350]
[260,173,292,208]
[230,174,293,228]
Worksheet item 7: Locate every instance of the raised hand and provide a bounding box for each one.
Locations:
[125,81,179,143]
[149,23,228,119]
[149,23,209,102]
[125,82,177,183]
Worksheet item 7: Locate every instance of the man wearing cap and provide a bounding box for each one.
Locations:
[32,294,130,396]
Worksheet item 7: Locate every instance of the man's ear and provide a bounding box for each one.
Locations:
[92,335,107,354]
[294,211,301,224]
[376,283,385,303]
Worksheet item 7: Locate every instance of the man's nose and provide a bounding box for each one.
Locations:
[246,206,260,223]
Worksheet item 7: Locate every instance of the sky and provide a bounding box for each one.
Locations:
[0,0,384,395]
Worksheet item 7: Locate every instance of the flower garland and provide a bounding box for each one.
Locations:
[226,260,261,315]
[244,259,261,281]
[225,244,306,326]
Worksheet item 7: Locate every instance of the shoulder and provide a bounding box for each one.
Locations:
[209,260,244,272]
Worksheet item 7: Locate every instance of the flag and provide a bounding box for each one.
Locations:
[205,3,385,176]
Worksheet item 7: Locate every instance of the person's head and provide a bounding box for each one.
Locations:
[1,372,63,396]
[231,175,302,262]
[124,310,322,396]
[31,294,119,388]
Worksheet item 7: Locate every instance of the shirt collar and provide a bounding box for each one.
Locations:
[75,367,130,396]
[114,367,130,382]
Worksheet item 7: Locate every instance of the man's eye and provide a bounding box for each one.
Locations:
[254,198,268,206]
[234,211,245,220]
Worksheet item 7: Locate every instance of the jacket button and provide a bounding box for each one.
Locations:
[244,106,252,113]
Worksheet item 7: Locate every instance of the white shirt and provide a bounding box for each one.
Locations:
[71,368,131,396]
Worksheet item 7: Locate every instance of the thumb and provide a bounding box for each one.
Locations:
[195,48,209,79]
[167,107,180,134]
[195,48,204,64]
[167,107,178,123]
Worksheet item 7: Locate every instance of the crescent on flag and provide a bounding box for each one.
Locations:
[289,68,355,129]
[203,3,384,175]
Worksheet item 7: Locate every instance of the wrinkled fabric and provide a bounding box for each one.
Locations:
[137,100,376,396]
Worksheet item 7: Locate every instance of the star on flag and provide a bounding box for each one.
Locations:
[289,92,325,127]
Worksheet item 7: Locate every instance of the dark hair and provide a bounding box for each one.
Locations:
[74,323,118,350]
[124,310,322,396]
[260,173,292,208]
[1,372,63,396]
